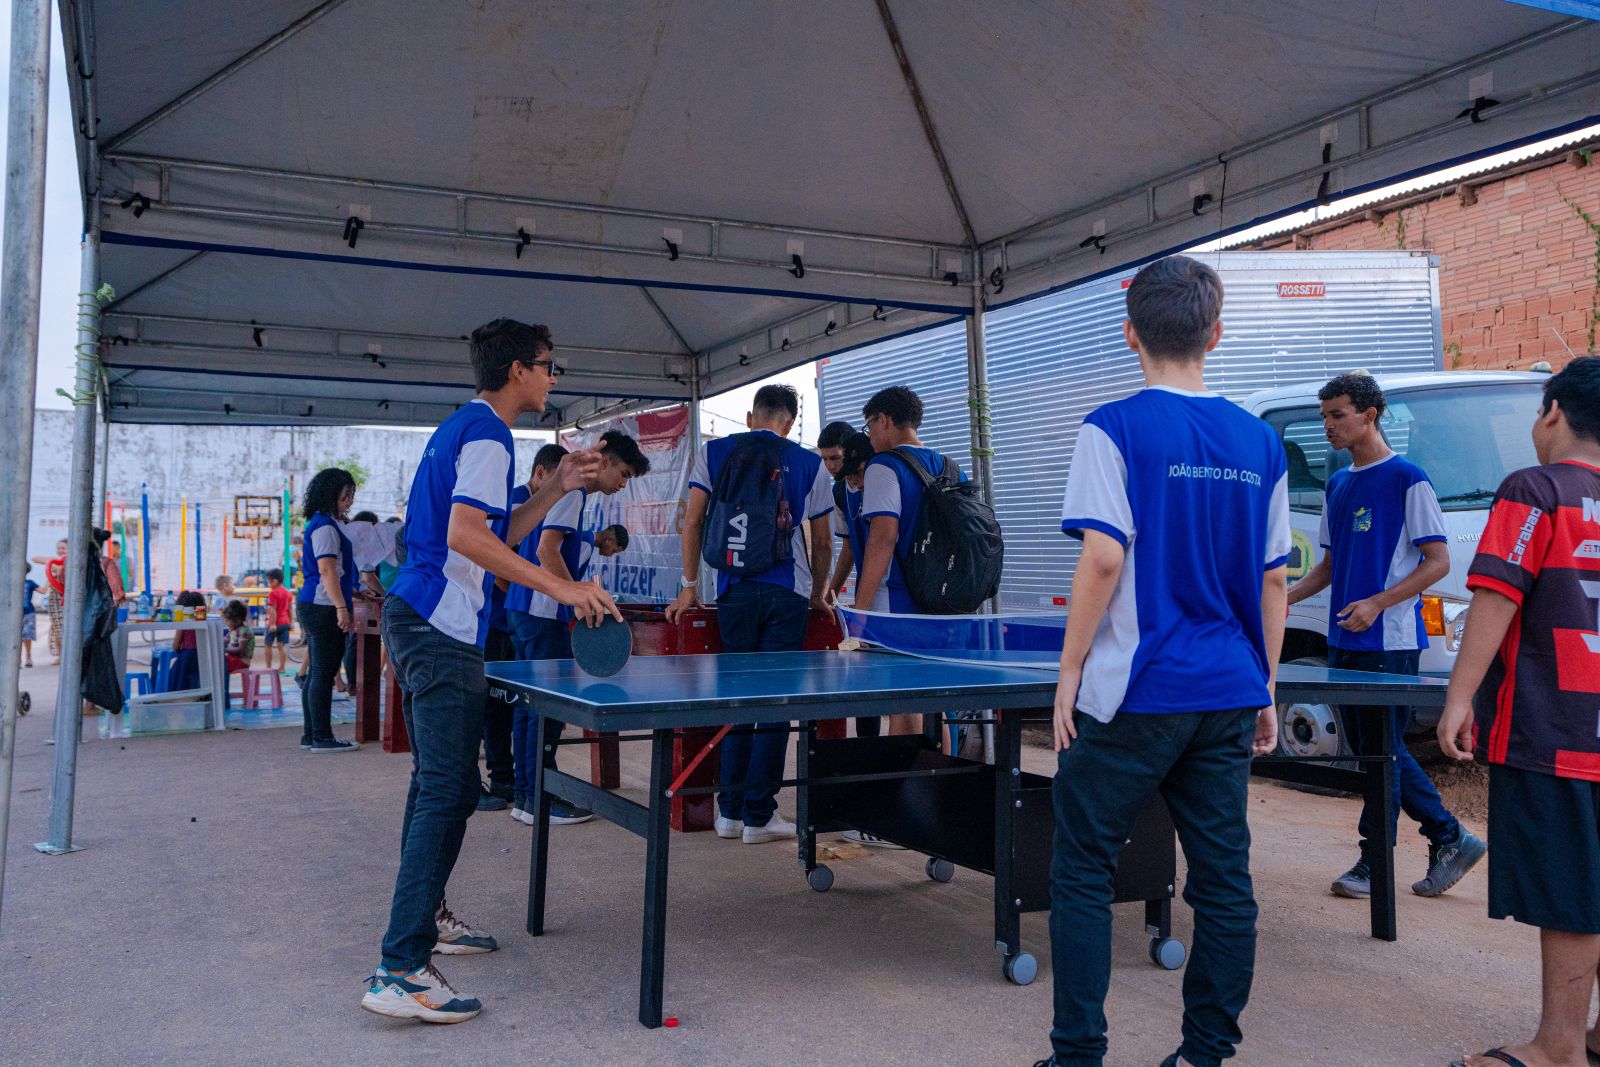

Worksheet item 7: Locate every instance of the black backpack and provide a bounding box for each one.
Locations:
[888,447,1003,614]
[702,432,795,575]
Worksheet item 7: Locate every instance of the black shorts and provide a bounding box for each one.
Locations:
[1488,763,1600,934]
[264,624,291,645]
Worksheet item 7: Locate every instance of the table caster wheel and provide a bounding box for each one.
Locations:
[1149,937,1186,970]
[1002,952,1037,986]
[806,865,834,893]
[925,857,955,883]
[18,692,29,715]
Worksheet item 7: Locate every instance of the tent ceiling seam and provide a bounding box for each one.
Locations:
[636,287,695,356]
[871,0,977,250]
[982,16,1594,251]
[101,250,208,312]
[100,0,352,153]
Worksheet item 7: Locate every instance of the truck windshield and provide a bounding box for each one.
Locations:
[1267,381,1545,513]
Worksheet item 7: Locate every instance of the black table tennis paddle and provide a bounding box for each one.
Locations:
[572,614,632,677]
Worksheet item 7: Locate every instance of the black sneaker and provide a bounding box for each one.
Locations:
[299,735,312,750]
[476,790,508,812]
[1413,830,1487,897]
[309,738,361,754]
[1331,858,1371,898]
[549,799,595,825]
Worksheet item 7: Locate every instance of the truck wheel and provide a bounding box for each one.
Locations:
[1275,656,1351,761]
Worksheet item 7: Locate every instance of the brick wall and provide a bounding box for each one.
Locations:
[1252,151,1600,372]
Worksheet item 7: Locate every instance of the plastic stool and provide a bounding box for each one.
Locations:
[150,649,177,692]
[124,672,151,700]
[242,669,283,710]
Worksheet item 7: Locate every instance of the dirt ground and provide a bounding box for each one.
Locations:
[0,665,1557,1067]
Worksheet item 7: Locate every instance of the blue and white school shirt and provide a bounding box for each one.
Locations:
[831,482,867,574]
[486,484,532,634]
[688,431,833,599]
[860,447,968,613]
[298,512,356,607]
[1318,452,1447,652]
[1060,387,1291,722]
[390,398,514,648]
[505,488,589,623]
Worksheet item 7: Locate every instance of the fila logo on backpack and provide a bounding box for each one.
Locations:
[702,433,795,576]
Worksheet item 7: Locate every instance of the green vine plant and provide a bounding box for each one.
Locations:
[1444,341,1463,370]
[1563,195,1600,353]
[1393,207,1408,250]
[56,281,116,406]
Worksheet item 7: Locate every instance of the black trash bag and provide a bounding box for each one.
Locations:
[79,540,123,714]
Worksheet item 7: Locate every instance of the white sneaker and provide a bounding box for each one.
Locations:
[842,829,906,850]
[714,815,743,839]
[742,812,798,844]
[433,900,497,955]
[360,963,481,1024]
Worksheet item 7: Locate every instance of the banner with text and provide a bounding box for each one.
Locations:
[560,406,693,605]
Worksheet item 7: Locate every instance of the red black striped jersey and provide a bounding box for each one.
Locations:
[1468,461,1600,781]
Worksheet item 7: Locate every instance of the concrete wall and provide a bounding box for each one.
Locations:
[26,411,550,592]
[1248,148,1600,372]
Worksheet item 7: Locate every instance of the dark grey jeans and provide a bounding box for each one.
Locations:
[379,595,486,972]
[1050,708,1259,1067]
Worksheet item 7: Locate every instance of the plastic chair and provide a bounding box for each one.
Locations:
[241,669,283,710]
[150,649,177,692]
[124,672,151,700]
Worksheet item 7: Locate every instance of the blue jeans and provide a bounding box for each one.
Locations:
[379,595,486,972]
[296,600,344,744]
[506,611,571,798]
[1328,646,1461,858]
[1051,708,1259,1067]
[482,625,516,797]
[715,581,808,827]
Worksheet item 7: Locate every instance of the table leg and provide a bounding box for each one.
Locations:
[639,728,673,1028]
[796,720,816,875]
[994,709,1023,961]
[526,710,552,937]
[1364,707,1398,942]
[354,630,382,743]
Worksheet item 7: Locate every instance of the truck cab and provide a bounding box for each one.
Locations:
[1244,370,1549,758]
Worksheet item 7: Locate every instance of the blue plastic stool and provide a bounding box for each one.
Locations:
[150,649,177,692]
[124,672,151,700]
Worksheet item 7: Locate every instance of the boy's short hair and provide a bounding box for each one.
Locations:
[817,420,855,450]
[604,524,630,550]
[599,430,651,476]
[1543,355,1600,443]
[469,318,553,393]
[176,590,206,608]
[1125,255,1224,362]
[841,431,876,478]
[1318,372,1387,418]
[266,568,284,584]
[352,511,379,524]
[753,384,800,421]
[222,599,248,623]
[863,386,923,429]
[533,443,567,472]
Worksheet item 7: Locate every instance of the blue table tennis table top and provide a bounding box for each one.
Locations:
[484,650,1447,732]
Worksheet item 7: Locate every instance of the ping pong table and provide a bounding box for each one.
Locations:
[486,651,1440,1029]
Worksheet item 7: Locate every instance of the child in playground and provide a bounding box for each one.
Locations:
[163,590,207,692]
[263,569,292,672]
[20,564,38,668]
[222,600,255,674]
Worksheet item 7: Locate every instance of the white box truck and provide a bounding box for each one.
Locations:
[819,250,1536,757]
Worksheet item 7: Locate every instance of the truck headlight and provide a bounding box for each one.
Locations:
[1443,601,1471,653]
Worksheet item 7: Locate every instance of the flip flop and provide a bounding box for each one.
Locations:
[1450,1050,1530,1067]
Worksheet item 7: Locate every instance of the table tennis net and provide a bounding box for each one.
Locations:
[836,607,1063,670]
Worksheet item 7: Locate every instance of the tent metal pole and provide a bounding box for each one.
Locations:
[965,277,998,766]
[688,358,709,595]
[0,0,54,923]
[36,230,102,856]
[93,399,110,525]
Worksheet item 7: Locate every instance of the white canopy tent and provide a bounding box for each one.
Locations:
[3,0,1600,878]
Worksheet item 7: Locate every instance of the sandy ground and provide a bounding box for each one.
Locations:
[0,662,1556,1067]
